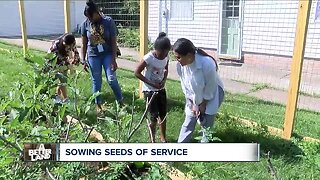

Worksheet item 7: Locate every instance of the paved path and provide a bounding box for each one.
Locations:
[1,37,319,112]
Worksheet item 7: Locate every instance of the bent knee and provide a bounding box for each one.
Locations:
[107,74,118,83]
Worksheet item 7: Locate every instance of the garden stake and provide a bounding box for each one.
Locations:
[0,135,22,152]
[267,151,279,180]
[64,120,71,142]
[127,91,136,138]
[46,167,57,180]
[85,127,95,142]
[127,92,158,142]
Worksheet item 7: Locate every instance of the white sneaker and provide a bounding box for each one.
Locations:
[53,95,62,104]
[61,98,70,104]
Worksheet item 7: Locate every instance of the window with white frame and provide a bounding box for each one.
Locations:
[170,0,194,20]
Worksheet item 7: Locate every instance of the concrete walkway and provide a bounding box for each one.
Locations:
[1,37,319,112]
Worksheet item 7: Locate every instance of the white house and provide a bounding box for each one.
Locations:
[0,0,85,37]
[148,0,320,62]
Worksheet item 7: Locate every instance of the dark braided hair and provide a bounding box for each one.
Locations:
[84,0,99,18]
[173,38,218,71]
[154,32,171,51]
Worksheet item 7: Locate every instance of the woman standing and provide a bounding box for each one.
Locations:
[81,0,124,113]
[173,38,225,143]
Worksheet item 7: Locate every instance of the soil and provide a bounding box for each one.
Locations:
[119,162,152,180]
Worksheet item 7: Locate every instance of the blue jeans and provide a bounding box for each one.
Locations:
[88,54,123,105]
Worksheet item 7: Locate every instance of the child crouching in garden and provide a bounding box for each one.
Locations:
[45,33,80,104]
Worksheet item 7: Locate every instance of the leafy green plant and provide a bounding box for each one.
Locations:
[0,53,171,179]
[195,127,222,143]
[118,28,140,49]
[0,59,93,178]
[295,140,320,174]
[117,28,153,51]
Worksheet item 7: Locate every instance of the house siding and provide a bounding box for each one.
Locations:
[0,1,21,37]
[148,0,220,49]
[148,0,319,59]
[0,0,85,37]
[148,0,160,42]
[305,0,320,59]
[242,0,299,57]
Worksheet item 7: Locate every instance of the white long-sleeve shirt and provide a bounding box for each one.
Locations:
[177,53,224,116]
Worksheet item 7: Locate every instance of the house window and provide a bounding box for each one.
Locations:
[224,0,239,18]
[170,0,194,20]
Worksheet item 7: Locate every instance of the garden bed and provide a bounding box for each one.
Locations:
[61,116,190,180]
[66,115,191,180]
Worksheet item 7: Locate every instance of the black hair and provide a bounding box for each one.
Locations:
[63,34,75,45]
[84,0,99,18]
[173,38,218,70]
[154,32,171,51]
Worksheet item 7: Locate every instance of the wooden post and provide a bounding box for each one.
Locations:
[139,0,149,98]
[64,0,71,33]
[283,0,311,140]
[18,0,28,57]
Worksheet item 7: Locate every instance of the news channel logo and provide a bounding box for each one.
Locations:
[23,143,58,161]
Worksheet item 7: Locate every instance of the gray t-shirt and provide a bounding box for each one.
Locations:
[81,16,117,57]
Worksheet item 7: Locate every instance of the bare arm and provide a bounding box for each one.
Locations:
[71,45,80,65]
[81,36,88,63]
[134,60,157,88]
[163,60,169,82]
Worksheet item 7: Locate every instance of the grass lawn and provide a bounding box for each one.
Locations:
[0,42,319,179]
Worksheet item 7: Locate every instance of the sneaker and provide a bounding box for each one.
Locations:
[96,104,104,116]
[61,98,70,104]
[118,99,125,107]
[53,95,62,104]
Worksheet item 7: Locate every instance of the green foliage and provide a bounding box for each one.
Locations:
[96,0,139,27]
[118,28,140,48]
[250,83,271,92]
[117,28,153,50]
[195,126,222,143]
[0,46,170,179]
[295,140,320,172]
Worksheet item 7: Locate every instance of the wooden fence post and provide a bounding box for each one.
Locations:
[18,0,28,57]
[283,0,312,139]
[64,0,71,33]
[139,0,149,98]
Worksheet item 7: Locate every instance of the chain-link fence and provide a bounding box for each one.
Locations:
[296,0,320,139]
[96,0,140,49]
[0,0,85,51]
[147,0,320,139]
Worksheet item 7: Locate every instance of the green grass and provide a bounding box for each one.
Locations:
[0,42,46,97]
[120,55,136,62]
[250,83,271,92]
[0,42,319,179]
[221,92,320,139]
[231,79,320,98]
